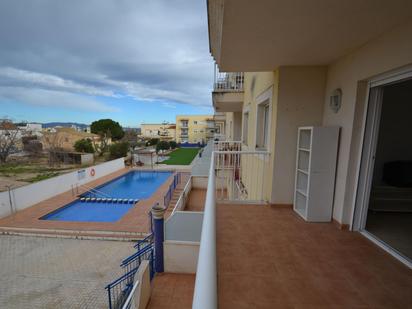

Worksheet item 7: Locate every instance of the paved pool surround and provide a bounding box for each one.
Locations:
[0,168,183,238]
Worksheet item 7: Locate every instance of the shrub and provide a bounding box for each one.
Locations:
[156,141,170,153]
[146,138,159,146]
[109,142,129,159]
[169,141,177,149]
[74,138,94,153]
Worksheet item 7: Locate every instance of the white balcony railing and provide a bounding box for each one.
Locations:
[214,64,244,92]
[193,148,270,309]
[215,150,270,202]
[213,140,242,151]
[213,133,226,141]
[193,151,217,309]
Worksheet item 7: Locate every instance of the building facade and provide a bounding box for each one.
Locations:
[175,115,215,143]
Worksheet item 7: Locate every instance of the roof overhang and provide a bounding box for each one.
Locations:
[208,0,412,71]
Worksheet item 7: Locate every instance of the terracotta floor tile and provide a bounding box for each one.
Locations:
[216,204,412,309]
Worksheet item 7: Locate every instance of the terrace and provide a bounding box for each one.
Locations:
[189,142,412,309]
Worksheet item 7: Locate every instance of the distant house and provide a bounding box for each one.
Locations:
[42,127,106,151]
[140,123,176,140]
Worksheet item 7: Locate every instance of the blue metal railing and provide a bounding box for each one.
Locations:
[106,244,154,309]
[134,233,153,251]
[105,267,138,309]
[121,244,154,274]
[163,173,181,208]
[106,210,155,309]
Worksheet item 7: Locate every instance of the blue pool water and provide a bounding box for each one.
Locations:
[42,201,134,222]
[41,171,172,222]
[83,171,172,199]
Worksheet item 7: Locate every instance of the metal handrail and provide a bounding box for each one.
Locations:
[169,176,192,218]
[79,183,111,198]
[121,279,140,309]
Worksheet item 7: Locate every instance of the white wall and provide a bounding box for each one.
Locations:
[323,19,412,224]
[164,241,199,273]
[0,158,125,218]
[165,211,203,242]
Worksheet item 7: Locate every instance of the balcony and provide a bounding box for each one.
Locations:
[212,65,244,112]
[207,0,412,71]
[190,143,412,309]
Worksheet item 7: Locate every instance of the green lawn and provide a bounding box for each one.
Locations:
[161,148,200,165]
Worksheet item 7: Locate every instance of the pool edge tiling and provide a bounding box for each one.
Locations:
[0,168,181,238]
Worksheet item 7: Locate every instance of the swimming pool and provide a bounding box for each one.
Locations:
[82,171,172,199]
[41,171,173,222]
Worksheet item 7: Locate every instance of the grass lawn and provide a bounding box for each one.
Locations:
[161,148,200,165]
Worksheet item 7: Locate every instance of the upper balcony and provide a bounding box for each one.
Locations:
[207,0,412,71]
[212,65,244,113]
[180,121,189,128]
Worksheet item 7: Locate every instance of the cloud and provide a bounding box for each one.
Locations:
[0,86,118,113]
[0,0,214,109]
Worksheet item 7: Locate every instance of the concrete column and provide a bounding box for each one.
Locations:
[151,203,166,273]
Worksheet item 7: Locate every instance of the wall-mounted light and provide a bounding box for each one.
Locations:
[330,88,342,113]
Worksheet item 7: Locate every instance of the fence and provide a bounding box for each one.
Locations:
[213,141,242,152]
[106,237,154,309]
[214,150,270,202]
[214,66,244,91]
[0,157,125,219]
[163,173,181,208]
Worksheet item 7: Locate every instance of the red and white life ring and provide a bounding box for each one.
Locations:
[90,168,95,177]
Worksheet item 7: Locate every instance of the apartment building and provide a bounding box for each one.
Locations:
[189,2,412,309]
[140,123,176,140]
[175,115,215,143]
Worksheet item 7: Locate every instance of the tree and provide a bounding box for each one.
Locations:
[0,119,20,164]
[47,132,64,167]
[74,138,94,153]
[156,141,170,153]
[91,119,124,141]
[146,138,159,146]
[109,142,129,159]
[169,141,177,149]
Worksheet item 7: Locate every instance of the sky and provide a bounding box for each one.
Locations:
[0,0,214,127]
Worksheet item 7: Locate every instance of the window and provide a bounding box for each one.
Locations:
[194,129,198,133]
[194,121,198,124]
[256,101,270,149]
[243,112,249,145]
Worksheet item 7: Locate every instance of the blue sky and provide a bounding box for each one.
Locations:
[2,92,213,127]
[0,0,214,127]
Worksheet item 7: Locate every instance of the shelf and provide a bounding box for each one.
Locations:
[298,148,310,152]
[294,206,306,219]
[297,169,308,175]
[296,189,307,197]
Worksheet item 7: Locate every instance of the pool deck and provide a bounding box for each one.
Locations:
[0,168,190,240]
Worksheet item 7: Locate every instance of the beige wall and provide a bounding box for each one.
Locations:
[322,19,412,225]
[272,66,326,204]
[176,115,214,143]
[241,68,326,203]
[242,71,278,201]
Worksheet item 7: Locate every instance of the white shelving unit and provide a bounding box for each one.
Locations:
[294,126,340,222]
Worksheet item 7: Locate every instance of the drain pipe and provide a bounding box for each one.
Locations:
[151,202,166,273]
